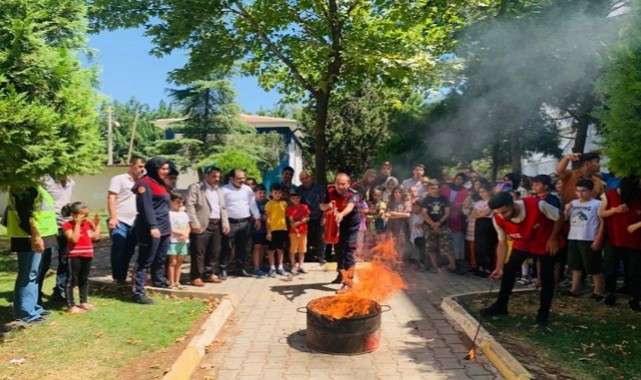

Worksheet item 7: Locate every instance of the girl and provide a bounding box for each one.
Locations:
[62,202,100,314]
[367,187,387,243]
[472,183,496,278]
[168,191,190,289]
[355,187,370,255]
[385,186,411,261]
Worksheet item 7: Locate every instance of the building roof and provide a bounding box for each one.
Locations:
[152,114,298,131]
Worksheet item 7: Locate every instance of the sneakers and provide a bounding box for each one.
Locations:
[254,269,266,277]
[298,267,308,274]
[133,295,155,305]
[277,268,289,276]
[480,303,508,317]
[517,277,532,286]
[589,293,604,302]
[603,293,616,307]
[268,269,277,278]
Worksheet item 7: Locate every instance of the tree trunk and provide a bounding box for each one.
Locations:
[511,127,522,173]
[491,140,501,183]
[572,116,589,154]
[314,92,330,185]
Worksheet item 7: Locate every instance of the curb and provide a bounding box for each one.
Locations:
[441,291,533,380]
[163,295,235,380]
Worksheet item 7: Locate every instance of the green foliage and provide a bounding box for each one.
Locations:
[203,149,261,181]
[98,98,170,164]
[0,0,102,190]
[595,0,641,177]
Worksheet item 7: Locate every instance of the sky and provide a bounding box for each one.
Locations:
[86,28,282,113]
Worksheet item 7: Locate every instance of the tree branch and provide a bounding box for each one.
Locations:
[231,0,317,96]
[286,6,329,45]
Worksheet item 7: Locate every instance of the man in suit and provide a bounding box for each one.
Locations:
[185,165,230,286]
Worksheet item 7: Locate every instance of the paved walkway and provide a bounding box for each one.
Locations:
[86,246,501,379]
[192,264,502,380]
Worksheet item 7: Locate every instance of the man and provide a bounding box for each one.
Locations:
[108,155,145,285]
[373,161,393,187]
[220,169,261,279]
[41,175,75,302]
[185,165,230,286]
[320,173,360,292]
[556,152,604,204]
[297,170,326,264]
[401,164,426,198]
[5,186,58,323]
[481,192,560,326]
[280,166,297,190]
[441,173,469,265]
[165,162,179,190]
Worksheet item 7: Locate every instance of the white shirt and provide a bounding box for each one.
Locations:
[401,177,426,198]
[108,173,138,225]
[223,183,260,219]
[409,213,424,242]
[205,182,221,219]
[43,175,75,226]
[170,210,190,243]
[568,199,602,241]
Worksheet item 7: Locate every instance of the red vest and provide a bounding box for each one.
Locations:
[494,198,554,255]
[605,189,641,249]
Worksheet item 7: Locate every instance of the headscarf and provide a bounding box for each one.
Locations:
[144,156,169,185]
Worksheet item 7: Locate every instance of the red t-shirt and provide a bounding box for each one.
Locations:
[287,204,311,234]
[62,221,95,258]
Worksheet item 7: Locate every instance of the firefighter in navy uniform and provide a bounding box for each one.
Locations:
[320,173,360,292]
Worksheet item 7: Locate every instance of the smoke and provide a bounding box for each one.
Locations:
[418,1,625,165]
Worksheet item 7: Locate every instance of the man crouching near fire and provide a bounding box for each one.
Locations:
[320,173,360,294]
[481,192,560,326]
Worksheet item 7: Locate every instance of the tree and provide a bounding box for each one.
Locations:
[88,0,471,184]
[595,0,641,177]
[0,0,102,190]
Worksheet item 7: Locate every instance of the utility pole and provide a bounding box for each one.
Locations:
[127,108,140,163]
[107,107,113,165]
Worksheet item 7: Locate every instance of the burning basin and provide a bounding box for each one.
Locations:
[306,295,382,354]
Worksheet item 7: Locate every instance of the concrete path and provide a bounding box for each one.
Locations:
[192,264,502,380]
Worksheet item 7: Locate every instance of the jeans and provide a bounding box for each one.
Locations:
[54,231,69,296]
[110,221,137,282]
[133,234,170,296]
[37,246,54,305]
[14,251,45,322]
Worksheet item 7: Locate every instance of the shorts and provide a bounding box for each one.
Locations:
[567,240,603,274]
[268,230,288,251]
[422,224,453,257]
[253,232,268,246]
[290,232,307,254]
[168,242,188,256]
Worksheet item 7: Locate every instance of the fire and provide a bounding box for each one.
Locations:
[309,237,406,319]
[465,348,476,360]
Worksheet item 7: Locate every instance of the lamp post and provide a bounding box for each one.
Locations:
[107,107,120,165]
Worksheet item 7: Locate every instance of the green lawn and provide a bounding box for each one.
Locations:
[0,254,210,379]
[463,291,641,380]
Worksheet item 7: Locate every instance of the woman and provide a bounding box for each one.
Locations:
[131,157,171,304]
[472,182,497,278]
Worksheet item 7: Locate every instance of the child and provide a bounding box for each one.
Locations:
[265,183,289,277]
[409,200,427,270]
[356,187,370,255]
[168,191,190,289]
[61,202,100,314]
[286,189,311,274]
[563,179,604,300]
[252,184,269,277]
[421,180,457,273]
[367,187,387,243]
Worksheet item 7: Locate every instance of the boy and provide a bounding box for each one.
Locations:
[287,189,311,274]
[168,191,190,289]
[563,179,604,300]
[410,200,427,270]
[251,184,268,277]
[265,183,289,277]
[421,180,456,273]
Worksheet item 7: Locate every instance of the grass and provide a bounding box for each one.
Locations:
[463,290,641,380]
[0,254,211,379]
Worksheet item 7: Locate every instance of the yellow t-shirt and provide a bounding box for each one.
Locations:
[265,200,288,232]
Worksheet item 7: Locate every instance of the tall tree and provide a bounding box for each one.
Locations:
[0,0,102,189]
[88,0,470,184]
[596,0,641,177]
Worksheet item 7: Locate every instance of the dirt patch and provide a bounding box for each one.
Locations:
[118,310,211,380]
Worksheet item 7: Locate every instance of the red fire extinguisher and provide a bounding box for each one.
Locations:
[324,201,340,244]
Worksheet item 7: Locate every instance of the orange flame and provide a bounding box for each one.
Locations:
[309,237,406,319]
[466,348,476,360]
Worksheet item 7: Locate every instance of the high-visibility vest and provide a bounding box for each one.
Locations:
[6,186,58,238]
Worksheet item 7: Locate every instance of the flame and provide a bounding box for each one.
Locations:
[309,237,406,319]
[466,348,476,360]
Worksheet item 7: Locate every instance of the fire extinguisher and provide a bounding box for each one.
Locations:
[324,201,340,244]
